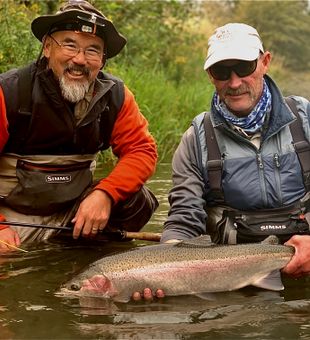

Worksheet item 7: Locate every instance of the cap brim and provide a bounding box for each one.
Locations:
[204,46,260,70]
[31,9,126,58]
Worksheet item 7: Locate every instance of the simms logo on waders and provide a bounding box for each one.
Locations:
[45,175,72,183]
[260,225,287,231]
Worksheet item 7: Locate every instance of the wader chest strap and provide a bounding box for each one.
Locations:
[13,66,34,151]
[286,96,310,190]
[204,112,224,201]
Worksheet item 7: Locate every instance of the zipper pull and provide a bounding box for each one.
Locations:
[274,153,280,168]
[257,154,264,169]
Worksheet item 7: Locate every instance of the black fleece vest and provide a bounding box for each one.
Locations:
[0,61,124,155]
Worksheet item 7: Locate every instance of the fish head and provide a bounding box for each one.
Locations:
[57,274,118,299]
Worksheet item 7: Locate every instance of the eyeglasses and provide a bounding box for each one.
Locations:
[49,35,104,62]
[209,59,258,81]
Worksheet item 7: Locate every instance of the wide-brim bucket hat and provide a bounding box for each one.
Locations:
[31,0,127,59]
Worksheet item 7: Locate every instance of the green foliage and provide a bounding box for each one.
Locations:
[0,0,41,72]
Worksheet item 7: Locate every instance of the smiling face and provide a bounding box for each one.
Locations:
[208,52,271,117]
[43,30,104,102]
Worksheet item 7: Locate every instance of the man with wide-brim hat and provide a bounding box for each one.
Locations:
[0,0,158,251]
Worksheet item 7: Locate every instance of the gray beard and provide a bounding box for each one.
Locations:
[59,76,90,103]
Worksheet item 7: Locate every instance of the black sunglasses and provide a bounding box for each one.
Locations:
[209,59,258,81]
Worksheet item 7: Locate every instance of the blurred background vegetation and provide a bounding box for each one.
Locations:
[0,0,309,162]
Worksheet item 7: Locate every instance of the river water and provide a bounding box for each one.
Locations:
[0,163,309,339]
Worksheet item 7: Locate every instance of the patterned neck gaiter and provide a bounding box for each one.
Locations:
[212,79,272,133]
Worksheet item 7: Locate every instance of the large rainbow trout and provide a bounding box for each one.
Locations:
[59,236,294,302]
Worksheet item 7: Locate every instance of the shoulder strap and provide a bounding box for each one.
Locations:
[285,96,310,190]
[4,65,34,153]
[18,65,33,115]
[203,112,224,202]
[98,72,125,150]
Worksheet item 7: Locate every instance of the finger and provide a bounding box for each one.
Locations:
[132,292,142,301]
[90,220,103,236]
[155,289,165,299]
[143,288,154,301]
[91,226,99,235]
[282,260,302,276]
[72,217,85,239]
[81,219,93,237]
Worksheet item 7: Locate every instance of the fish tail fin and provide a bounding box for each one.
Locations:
[252,270,284,291]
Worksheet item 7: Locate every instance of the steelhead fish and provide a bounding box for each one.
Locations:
[58,236,294,302]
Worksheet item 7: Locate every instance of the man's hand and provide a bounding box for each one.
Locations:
[132,288,165,301]
[71,190,112,239]
[0,227,21,252]
[282,235,310,278]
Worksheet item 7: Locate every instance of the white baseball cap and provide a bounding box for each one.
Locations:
[204,23,264,70]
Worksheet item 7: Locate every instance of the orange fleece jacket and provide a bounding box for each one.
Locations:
[94,86,157,203]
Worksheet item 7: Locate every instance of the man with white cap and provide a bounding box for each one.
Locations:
[132,22,309,301]
[0,0,158,251]
[156,23,310,295]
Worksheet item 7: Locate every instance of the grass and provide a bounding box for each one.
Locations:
[103,64,214,162]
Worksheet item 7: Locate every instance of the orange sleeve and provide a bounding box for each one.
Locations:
[94,86,158,203]
[0,86,8,151]
[0,87,8,226]
[0,214,8,230]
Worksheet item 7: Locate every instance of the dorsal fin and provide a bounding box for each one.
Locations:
[175,235,214,248]
[261,235,280,245]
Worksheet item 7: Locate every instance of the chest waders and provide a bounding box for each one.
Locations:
[203,97,310,244]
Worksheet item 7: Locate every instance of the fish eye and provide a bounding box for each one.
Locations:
[70,283,80,291]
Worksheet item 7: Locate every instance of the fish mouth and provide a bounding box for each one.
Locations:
[54,280,83,297]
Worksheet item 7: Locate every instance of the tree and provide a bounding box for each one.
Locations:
[94,0,202,83]
[199,0,310,71]
[0,0,42,72]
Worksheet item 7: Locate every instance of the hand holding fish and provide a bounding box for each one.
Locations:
[0,227,21,252]
[71,190,112,239]
[132,288,165,301]
[283,235,310,278]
